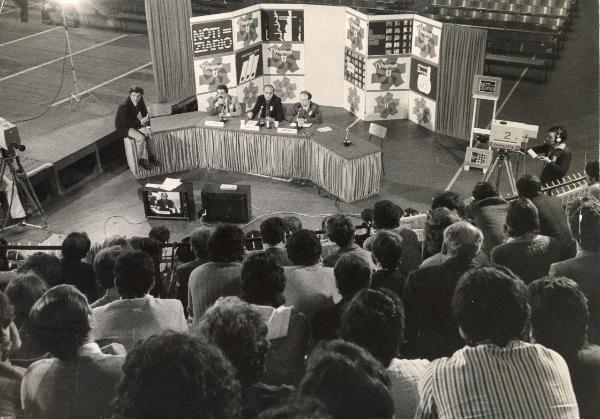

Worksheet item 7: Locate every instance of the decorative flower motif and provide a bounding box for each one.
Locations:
[236,13,259,46]
[272,77,297,101]
[347,86,361,114]
[197,58,231,90]
[346,16,364,51]
[414,23,439,60]
[374,93,400,119]
[242,82,259,110]
[267,42,301,74]
[412,96,433,129]
[371,58,406,90]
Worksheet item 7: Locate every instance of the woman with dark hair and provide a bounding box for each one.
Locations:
[17,252,61,287]
[112,332,242,419]
[491,197,561,283]
[197,297,293,419]
[188,224,245,328]
[241,252,310,386]
[283,230,341,320]
[420,207,462,265]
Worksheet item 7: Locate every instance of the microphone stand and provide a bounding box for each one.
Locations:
[344,117,360,146]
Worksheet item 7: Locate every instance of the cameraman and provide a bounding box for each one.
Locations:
[528,126,572,186]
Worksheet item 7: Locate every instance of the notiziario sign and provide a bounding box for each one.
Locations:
[191,20,234,57]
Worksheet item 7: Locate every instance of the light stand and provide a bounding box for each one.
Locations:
[482,149,518,196]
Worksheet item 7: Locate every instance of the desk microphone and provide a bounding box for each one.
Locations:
[344,117,360,146]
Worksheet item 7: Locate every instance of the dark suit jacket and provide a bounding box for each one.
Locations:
[288,102,323,124]
[250,94,285,121]
[530,193,576,259]
[115,97,148,138]
[530,144,572,185]
[157,199,175,211]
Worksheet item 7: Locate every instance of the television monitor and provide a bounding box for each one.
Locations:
[141,183,195,220]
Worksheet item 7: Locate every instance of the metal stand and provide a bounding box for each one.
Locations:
[0,150,47,231]
[482,149,517,196]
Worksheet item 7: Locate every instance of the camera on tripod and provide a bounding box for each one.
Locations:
[489,120,538,152]
[0,117,24,155]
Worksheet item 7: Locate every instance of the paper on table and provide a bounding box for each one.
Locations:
[245,120,258,126]
[317,126,333,132]
[161,177,182,191]
[527,149,538,158]
[145,183,163,189]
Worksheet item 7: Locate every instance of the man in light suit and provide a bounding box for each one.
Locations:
[247,84,285,122]
[288,91,323,125]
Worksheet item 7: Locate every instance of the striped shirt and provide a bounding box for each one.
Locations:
[416,341,579,419]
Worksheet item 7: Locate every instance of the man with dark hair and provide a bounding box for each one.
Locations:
[551,199,600,343]
[431,191,468,219]
[0,291,24,418]
[284,230,340,320]
[115,85,161,171]
[91,246,124,309]
[341,288,429,419]
[362,200,421,274]
[585,160,600,186]
[148,225,170,243]
[209,84,243,117]
[112,332,243,419]
[516,173,576,259]
[17,253,60,287]
[59,232,98,303]
[470,181,508,258]
[403,222,483,360]
[93,251,187,350]
[288,91,323,124]
[23,285,125,418]
[322,214,373,269]
[282,216,302,234]
[260,217,293,266]
[528,276,600,417]
[371,230,405,296]
[416,266,579,418]
[247,84,285,122]
[312,253,371,343]
[528,126,572,185]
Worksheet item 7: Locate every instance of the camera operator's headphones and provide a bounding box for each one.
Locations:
[553,127,564,144]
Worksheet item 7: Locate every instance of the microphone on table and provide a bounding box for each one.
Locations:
[344,117,360,146]
[257,106,265,127]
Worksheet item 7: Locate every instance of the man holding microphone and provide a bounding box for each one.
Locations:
[208,84,243,117]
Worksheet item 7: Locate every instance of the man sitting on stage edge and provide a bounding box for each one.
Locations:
[289,91,323,125]
[247,84,285,122]
[208,84,242,117]
[115,86,161,171]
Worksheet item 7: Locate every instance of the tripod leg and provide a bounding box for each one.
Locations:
[482,155,499,183]
[504,158,517,196]
[11,157,47,223]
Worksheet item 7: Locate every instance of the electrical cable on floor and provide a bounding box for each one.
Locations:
[103,215,149,238]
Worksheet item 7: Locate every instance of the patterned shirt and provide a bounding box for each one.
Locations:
[416,341,579,419]
[387,358,429,419]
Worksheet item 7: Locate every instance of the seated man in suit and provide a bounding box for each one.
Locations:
[156,192,176,213]
[288,91,323,125]
[247,84,285,122]
[208,84,243,117]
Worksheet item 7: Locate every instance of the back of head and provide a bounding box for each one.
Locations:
[424,207,462,256]
[373,200,402,229]
[299,339,394,419]
[189,227,212,258]
[197,296,269,387]
[0,291,14,362]
[283,216,303,234]
[61,232,91,260]
[18,252,61,286]
[286,229,322,266]
[93,246,124,290]
[442,221,483,259]
[148,225,170,244]
[431,191,467,218]
[341,288,404,367]
[241,252,286,307]
[472,181,498,201]
[114,251,155,298]
[528,277,588,357]
[568,198,600,252]
[207,224,245,263]
[260,217,286,246]
[585,160,600,183]
[505,198,540,237]
[325,214,355,248]
[372,230,403,270]
[258,397,332,419]
[453,266,528,347]
[516,174,542,198]
[102,235,133,250]
[5,273,48,321]
[113,332,242,419]
[333,253,371,300]
[29,284,91,360]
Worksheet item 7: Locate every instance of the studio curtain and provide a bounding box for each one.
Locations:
[435,24,487,140]
[145,0,195,103]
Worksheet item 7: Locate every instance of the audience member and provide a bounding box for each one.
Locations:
[430,191,468,219]
[197,297,293,419]
[322,214,374,269]
[111,332,243,419]
[59,232,98,302]
[362,200,421,274]
[188,223,244,328]
[298,339,394,419]
[258,397,332,419]
[517,174,576,258]
[283,216,302,234]
[0,291,24,418]
[491,197,561,283]
[174,227,212,315]
[17,252,60,287]
[370,230,405,296]
[403,221,482,360]
[470,181,508,258]
[529,126,572,185]
[241,252,309,386]
[416,266,579,418]
[93,251,187,351]
[91,246,124,309]
[130,236,166,297]
[585,160,599,186]
[148,225,170,244]
[529,277,600,418]
[420,207,462,264]
[260,217,293,266]
[23,285,125,419]
[312,253,371,343]
[283,230,341,320]
[341,288,429,419]
[550,199,600,343]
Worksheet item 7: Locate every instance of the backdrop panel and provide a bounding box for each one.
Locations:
[409,91,436,130]
[193,55,236,95]
[365,90,409,121]
[366,56,410,91]
[238,79,264,112]
[263,75,304,104]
